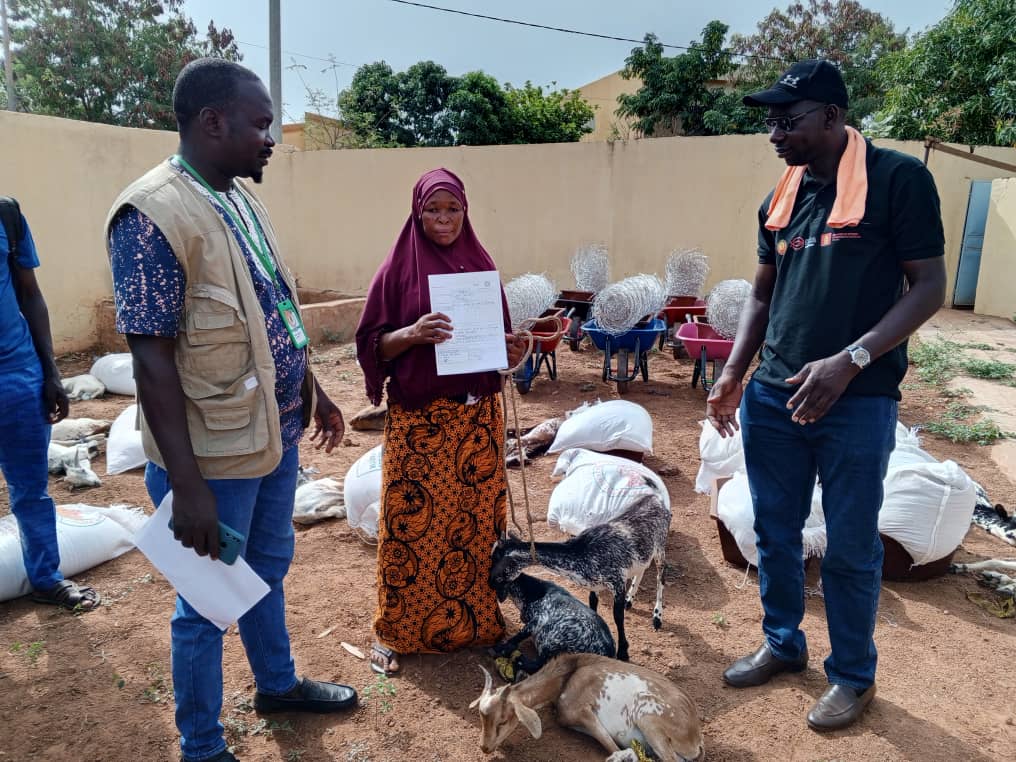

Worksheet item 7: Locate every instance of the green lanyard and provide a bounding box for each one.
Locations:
[173,155,278,286]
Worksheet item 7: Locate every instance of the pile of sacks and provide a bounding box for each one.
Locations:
[318,399,667,540]
[699,419,977,571]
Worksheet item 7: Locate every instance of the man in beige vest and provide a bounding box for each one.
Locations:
[107,59,355,762]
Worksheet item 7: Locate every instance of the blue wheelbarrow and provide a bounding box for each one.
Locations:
[582,317,666,395]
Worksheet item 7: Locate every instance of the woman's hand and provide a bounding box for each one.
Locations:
[505,333,527,369]
[407,312,453,345]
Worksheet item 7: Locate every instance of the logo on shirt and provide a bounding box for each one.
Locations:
[776,239,788,256]
[790,236,806,251]
[821,232,833,247]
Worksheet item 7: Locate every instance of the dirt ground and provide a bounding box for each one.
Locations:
[1,331,1015,762]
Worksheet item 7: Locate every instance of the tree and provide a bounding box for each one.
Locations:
[875,0,1016,146]
[338,61,595,147]
[8,0,240,129]
[729,1,905,126]
[443,71,512,146]
[336,61,405,146]
[398,60,456,147]
[504,82,593,144]
[616,21,736,137]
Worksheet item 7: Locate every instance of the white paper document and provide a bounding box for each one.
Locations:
[134,492,270,630]
[428,270,508,376]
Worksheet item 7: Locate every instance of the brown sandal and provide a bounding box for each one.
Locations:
[31,579,101,612]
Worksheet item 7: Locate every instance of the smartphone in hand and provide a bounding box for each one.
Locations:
[168,518,245,565]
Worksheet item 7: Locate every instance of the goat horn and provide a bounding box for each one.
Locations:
[479,665,493,695]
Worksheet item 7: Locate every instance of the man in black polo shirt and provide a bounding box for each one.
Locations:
[706,60,946,731]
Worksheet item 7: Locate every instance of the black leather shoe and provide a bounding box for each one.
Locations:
[254,677,358,714]
[807,684,876,731]
[182,750,238,762]
[723,643,808,688]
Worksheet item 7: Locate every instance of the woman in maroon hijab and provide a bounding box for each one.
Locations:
[356,168,524,675]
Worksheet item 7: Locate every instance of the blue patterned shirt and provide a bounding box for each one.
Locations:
[109,164,306,449]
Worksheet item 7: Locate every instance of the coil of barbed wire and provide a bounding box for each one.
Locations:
[706,279,752,339]
[505,273,558,331]
[570,243,610,293]
[665,248,710,297]
[591,274,667,335]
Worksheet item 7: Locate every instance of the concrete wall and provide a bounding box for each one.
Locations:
[976,179,1016,320]
[2,110,1014,352]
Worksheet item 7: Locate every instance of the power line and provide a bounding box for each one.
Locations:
[384,0,791,64]
[236,39,360,68]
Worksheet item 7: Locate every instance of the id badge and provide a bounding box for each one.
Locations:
[277,299,309,349]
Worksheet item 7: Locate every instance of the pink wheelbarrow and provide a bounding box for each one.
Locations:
[676,321,734,392]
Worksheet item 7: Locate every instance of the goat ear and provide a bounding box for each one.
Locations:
[511,698,542,739]
[468,696,482,710]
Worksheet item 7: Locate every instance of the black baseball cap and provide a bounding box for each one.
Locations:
[742,59,849,109]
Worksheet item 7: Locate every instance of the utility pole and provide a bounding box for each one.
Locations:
[1,0,17,112]
[268,0,282,141]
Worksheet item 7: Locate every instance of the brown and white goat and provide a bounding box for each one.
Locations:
[470,652,703,762]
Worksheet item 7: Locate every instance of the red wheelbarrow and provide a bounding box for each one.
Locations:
[658,295,707,358]
[512,310,571,394]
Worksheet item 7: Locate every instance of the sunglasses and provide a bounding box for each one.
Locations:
[764,104,827,133]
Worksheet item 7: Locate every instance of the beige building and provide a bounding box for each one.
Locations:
[0,110,1013,352]
[282,112,353,151]
[575,70,733,142]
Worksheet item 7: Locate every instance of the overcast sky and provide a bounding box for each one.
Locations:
[180,0,954,124]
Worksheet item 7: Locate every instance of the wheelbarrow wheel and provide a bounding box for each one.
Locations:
[515,377,532,395]
[567,319,583,351]
[616,347,630,395]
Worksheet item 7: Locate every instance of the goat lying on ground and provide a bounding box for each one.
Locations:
[61,374,106,401]
[505,416,563,468]
[490,488,670,662]
[492,572,615,679]
[471,652,703,762]
[972,483,1015,547]
[951,559,1016,597]
[50,417,112,444]
[46,442,102,488]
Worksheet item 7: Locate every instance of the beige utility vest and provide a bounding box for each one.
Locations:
[105,160,312,479]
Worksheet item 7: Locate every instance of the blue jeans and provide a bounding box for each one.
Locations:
[145,446,301,762]
[740,380,896,690]
[1,360,63,592]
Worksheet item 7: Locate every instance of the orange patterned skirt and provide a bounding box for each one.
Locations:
[374,394,507,654]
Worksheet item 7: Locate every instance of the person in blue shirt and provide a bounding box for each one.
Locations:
[0,203,100,611]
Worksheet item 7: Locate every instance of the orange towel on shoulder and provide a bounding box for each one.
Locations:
[764,126,868,232]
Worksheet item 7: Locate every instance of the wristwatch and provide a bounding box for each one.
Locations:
[845,344,871,369]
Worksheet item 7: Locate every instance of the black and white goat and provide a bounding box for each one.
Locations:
[493,572,615,679]
[951,559,1016,598]
[972,483,1016,547]
[490,488,670,662]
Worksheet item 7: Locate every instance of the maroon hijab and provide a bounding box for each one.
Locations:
[356,168,510,410]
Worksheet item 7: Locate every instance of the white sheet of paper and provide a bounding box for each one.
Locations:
[133,492,270,631]
[428,270,508,376]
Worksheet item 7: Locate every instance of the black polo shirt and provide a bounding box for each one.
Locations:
[754,141,944,400]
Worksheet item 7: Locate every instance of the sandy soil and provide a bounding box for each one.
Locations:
[1,339,1014,762]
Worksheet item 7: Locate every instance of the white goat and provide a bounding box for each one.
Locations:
[50,417,112,444]
[471,653,703,762]
[61,374,106,401]
[293,477,345,525]
[46,442,102,488]
[951,559,1016,597]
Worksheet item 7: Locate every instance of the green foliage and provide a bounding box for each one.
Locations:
[337,61,593,147]
[961,358,1016,380]
[503,81,594,144]
[925,403,1009,445]
[7,0,240,129]
[362,672,397,730]
[616,22,737,137]
[875,0,1016,146]
[729,0,905,128]
[443,70,513,145]
[909,337,962,384]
